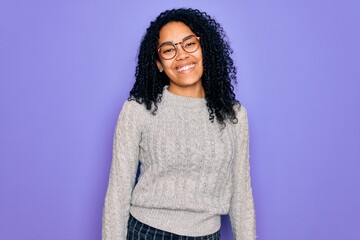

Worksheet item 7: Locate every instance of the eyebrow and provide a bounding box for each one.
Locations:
[158,35,195,48]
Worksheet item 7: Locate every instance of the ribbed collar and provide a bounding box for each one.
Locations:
[162,86,207,108]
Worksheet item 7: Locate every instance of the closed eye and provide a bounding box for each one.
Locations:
[163,48,175,54]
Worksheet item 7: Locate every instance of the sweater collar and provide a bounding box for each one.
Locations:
[162,86,207,108]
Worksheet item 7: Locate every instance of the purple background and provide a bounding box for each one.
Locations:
[1,0,359,239]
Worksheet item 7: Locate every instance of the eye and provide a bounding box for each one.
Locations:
[160,44,176,55]
[163,48,175,54]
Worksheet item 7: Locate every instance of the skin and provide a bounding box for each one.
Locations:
[156,22,205,98]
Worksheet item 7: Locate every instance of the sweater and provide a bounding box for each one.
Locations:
[102,86,256,239]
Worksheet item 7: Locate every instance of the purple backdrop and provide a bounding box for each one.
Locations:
[1,0,359,239]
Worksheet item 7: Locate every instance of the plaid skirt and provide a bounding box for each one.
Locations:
[127,214,220,240]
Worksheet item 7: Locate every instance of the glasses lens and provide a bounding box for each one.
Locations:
[159,44,176,60]
[182,37,199,53]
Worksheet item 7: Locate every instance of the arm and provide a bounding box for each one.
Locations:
[102,101,143,240]
[229,106,256,240]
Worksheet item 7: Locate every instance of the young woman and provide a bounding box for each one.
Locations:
[102,8,256,240]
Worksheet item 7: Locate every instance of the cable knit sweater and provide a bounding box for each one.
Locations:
[102,87,256,239]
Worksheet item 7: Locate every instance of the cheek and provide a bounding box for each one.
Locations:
[196,52,204,67]
[197,47,203,58]
[162,61,174,70]
[195,52,203,66]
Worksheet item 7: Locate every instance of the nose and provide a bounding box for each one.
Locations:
[175,45,189,60]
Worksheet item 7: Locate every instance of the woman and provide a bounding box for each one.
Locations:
[102,8,256,240]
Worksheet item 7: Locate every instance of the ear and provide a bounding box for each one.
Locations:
[155,60,164,72]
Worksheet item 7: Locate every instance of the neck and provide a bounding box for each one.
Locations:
[167,84,205,98]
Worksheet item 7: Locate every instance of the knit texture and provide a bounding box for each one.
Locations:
[102,87,256,239]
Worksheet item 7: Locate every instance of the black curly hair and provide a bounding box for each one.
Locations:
[129,8,240,125]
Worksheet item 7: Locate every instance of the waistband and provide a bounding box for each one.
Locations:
[128,214,220,240]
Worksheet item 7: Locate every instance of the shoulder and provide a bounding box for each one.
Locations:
[117,99,150,124]
[232,103,249,137]
[233,103,248,123]
[121,99,148,114]
[114,100,150,132]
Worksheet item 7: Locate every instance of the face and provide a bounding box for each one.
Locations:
[156,22,204,97]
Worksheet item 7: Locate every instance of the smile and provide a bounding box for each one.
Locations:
[175,63,195,73]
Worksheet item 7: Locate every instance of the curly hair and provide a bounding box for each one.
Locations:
[129,8,240,125]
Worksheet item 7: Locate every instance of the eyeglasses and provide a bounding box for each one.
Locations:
[157,35,200,60]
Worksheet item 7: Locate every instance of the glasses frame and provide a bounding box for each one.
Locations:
[157,35,201,60]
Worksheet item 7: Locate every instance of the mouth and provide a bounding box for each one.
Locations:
[175,63,195,73]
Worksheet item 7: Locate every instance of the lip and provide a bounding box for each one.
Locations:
[175,63,196,74]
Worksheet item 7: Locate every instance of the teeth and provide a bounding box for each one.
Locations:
[177,64,194,72]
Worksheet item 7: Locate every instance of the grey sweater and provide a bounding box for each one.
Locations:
[102,87,256,239]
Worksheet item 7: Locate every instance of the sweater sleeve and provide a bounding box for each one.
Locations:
[229,106,256,240]
[102,101,143,240]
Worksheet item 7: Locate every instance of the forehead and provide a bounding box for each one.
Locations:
[158,22,195,42]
